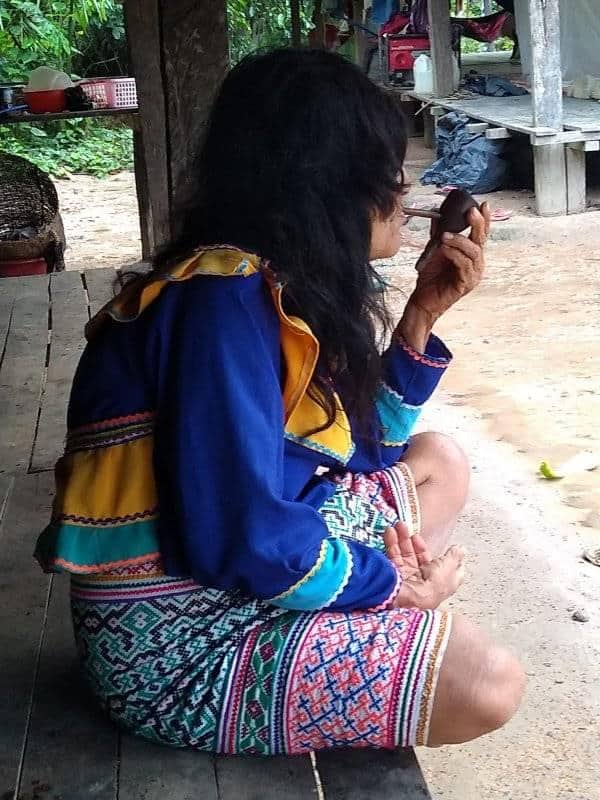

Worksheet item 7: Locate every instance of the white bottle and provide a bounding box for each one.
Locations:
[413,54,434,94]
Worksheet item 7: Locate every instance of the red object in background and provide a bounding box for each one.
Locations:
[0,257,48,277]
[387,34,430,73]
[455,11,509,43]
[380,13,410,36]
[24,89,67,114]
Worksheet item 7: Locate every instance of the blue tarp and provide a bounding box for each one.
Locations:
[421,111,510,194]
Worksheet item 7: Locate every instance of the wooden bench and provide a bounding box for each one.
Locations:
[0,270,433,799]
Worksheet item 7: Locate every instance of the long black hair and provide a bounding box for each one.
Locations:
[159,48,408,429]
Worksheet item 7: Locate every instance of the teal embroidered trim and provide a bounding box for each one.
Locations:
[34,518,160,573]
[269,537,352,611]
[376,383,422,447]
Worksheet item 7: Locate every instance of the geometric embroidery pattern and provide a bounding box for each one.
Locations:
[71,465,449,754]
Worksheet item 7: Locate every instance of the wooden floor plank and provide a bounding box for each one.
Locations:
[18,575,119,800]
[0,279,18,369]
[85,268,119,317]
[119,737,218,800]
[315,748,432,799]
[0,473,53,799]
[214,754,319,800]
[0,276,49,476]
[30,272,88,472]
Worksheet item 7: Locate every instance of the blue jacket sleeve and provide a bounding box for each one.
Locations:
[152,275,400,612]
[348,334,452,472]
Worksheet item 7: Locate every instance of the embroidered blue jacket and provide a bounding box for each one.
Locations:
[38,249,451,612]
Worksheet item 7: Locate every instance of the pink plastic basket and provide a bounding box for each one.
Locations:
[80,79,109,109]
[80,78,138,110]
[106,78,137,109]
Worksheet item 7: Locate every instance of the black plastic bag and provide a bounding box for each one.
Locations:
[421,111,510,194]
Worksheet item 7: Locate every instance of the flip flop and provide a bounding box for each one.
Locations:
[490,207,513,222]
[583,547,600,567]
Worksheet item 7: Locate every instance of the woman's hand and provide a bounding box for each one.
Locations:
[384,522,466,610]
[396,204,490,352]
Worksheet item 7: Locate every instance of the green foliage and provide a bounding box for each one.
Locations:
[0,0,132,177]
[0,0,317,177]
[0,119,133,177]
[0,0,117,81]
[227,0,313,63]
[72,2,129,77]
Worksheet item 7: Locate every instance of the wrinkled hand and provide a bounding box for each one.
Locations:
[411,203,491,322]
[384,522,466,610]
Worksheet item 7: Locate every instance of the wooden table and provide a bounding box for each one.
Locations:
[0,107,138,125]
[0,270,432,799]
[0,108,154,261]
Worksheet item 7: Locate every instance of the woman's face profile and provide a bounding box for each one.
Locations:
[370,195,408,261]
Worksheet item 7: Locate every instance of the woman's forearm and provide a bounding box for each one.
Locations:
[396,299,438,353]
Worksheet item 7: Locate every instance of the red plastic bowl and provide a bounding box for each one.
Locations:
[24,89,66,114]
[0,257,48,277]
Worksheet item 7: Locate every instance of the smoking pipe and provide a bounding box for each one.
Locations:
[404,189,480,271]
[404,188,479,234]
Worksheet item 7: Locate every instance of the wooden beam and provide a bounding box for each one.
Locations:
[466,122,489,134]
[132,127,153,259]
[568,140,600,152]
[161,0,229,244]
[290,0,302,47]
[533,143,566,216]
[423,108,436,149]
[124,0,171,255]
[485,127,512,140]
[316,748,433,799]
[566,146,587,214]
[124,0,229,255]
[427,0,455,97]
[529,0,562,130]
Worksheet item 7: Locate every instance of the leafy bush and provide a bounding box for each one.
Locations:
[0,0,132,177]
[0,0,318,177]
[228,0,313,63]
[0,119,133,177]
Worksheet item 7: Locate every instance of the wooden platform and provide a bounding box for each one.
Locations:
[407,92,600,136]
[0,270,432,799]
[405,91,600,216]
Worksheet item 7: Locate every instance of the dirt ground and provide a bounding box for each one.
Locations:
[55,146,600,552]
[56,171,142,271]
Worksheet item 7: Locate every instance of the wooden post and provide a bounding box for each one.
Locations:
[528,0,568,215]
[533,143,566,216]
[290,0,302,47]
[529,0,562,130]
[124,0,229,255]
[427,0,455,97]
[124,0,171,255]
[132,127,153,259]
[423,108,436,149]
[566,145,587,214]
[352,0,367,67]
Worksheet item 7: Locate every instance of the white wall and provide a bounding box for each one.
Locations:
[515,0,600,81]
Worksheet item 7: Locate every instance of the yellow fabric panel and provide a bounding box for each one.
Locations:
[86,248,261,340]
[53,436,157,523]
[271,285,353,461]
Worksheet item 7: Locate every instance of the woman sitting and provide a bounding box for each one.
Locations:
[36,48,524,755]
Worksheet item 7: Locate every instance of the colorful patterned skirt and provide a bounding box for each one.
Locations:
[71,463,451,755]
